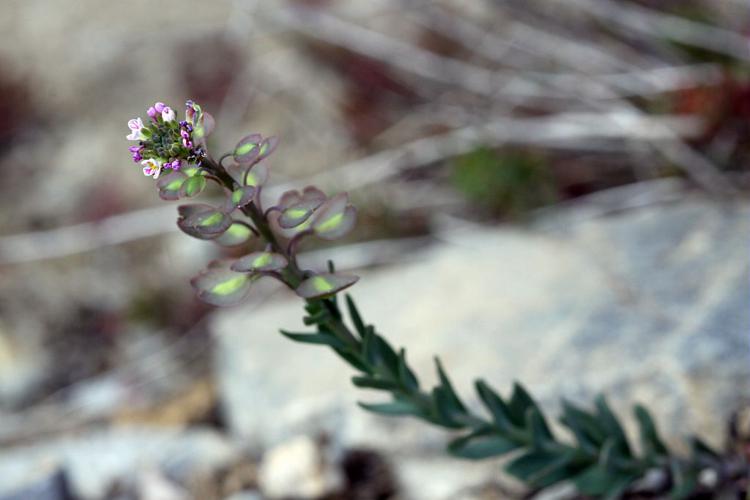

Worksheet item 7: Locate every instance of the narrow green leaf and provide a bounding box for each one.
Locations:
[374,335,399,376]
[397,349,419,392]
[598,438,619,472]
[603,474,637,500]
[432,387,464,429]
[595,395,632,457]
[334,349,372,374]
[351,376,399,390]
[448,429,519,460]
[345,294,366,336]
[690,437,720,465]
[561,399,607,451]
[279,330,347,350]
[475,380,515,432]
[362,326,378,365]
[435,358,466,413]
[526,407,554,449]
[505,449,579,488]
[508,382,539,427]
[303,309,330,326]
[634,405,668,459]
[358,400,423,417]
[669,459,698,499]
[574,464,627,497]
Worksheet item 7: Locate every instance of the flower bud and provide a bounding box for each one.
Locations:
[162,106,176,122]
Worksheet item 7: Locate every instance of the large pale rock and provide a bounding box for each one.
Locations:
[213,198,749,497]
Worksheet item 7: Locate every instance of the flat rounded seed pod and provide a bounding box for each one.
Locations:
[312,193,356,240]
[191,262,251,306]
[177,204,232,240]
[179,175,207,198]
[157,171,187,200]
[233,133,263,163]
[295,273,359,299]
[214,222,254,247]
[231,251,288,273]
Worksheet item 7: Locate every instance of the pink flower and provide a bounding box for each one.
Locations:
[141,158,162,179]
[127,117,145,141]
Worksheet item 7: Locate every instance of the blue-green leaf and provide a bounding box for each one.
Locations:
[397,349,419,392]
[345,294,366,337]
[508,382,539,427]
[351,376,399,390]
[435,358,466,412]
[280,330,347,350]
[475,380,515,432]
[358,400,423,417]
[634,405,668,459]
[448,429,519,460]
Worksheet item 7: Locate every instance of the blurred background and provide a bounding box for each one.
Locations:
[0,0,749,499]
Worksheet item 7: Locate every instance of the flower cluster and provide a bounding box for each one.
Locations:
[126,100,212,179]
[127,102,358,307]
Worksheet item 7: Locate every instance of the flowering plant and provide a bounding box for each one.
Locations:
[127,101,746,499]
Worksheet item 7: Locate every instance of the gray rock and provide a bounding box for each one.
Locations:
[0,427,238,500]
[212,198,749,496]
[0,467,72,500]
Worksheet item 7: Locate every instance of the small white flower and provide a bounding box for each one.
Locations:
[127,117,145,141]
[162,107,176,122]
[141,158,162,179]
